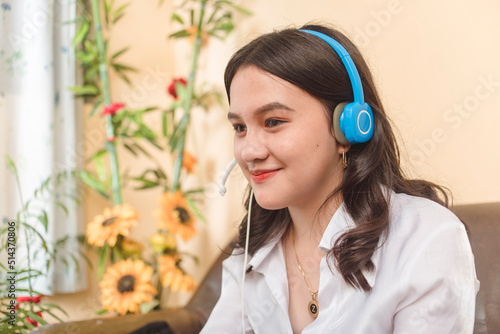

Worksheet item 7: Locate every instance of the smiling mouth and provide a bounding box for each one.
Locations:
[251,169,280,183]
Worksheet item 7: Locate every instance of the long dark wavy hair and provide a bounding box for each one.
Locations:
[224,24,450,292]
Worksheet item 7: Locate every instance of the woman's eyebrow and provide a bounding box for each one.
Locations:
[227,102,295,120]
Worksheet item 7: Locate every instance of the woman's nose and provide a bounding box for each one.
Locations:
[240,132,269,162]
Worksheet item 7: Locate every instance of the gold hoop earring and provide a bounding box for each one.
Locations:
[342,149,347,169]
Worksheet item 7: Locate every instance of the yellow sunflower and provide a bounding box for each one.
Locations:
[153,191,196,241]
[86,204,139,247]
[99,259,157,315]
[158,255,197,293]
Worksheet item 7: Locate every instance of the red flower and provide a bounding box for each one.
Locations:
[16,295,43,304]
[103,102,125,116]
[26,311,42,327]
[167,78,187,99]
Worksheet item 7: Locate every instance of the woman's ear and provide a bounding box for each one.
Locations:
[337,144,351,155]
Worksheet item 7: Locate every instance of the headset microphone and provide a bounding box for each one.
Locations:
[217,158,252,334]
[218,158,237,196]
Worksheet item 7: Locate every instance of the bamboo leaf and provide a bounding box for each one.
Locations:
[76,170,110,199]
[111,47,129,60]
[123,143,137,156]
[133,177,159,190]
[169,29,191,39]
[112,63,137,73]
[68,85,99,96]
[72,21,90,47]
[89,98,104,118]
[171,13,184,24]
[162,110,168,137]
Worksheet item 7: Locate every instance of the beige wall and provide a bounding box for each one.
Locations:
[47,0,500,323]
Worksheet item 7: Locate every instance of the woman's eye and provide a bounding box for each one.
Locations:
[233,124,246,133]
[265,119,283,128]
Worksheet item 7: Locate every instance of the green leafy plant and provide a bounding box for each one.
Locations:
[0,157,87,332]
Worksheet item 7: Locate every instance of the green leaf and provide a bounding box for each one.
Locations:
[98,244,109,280]
[55,200,69,216]
[89,98,104,118]
[75,50,96,64]
[169,29,191,39]
[171,13,184,24]
[186,196,207,223]
[132,143,153,158]
[190,9,194,25]
[5,155,17,174]
[38,210,48,232]
[162,111,168,137]
[111,47,129,60]
[140,300,159,314]
[94,308,109,315]
[218,0,252,15]
[27,311,48,326]
[72,21,90,47]
[91,149,108,182]
[68,85,99,97]
[123,143,137,156]
[112,63,137,73]
[207,8,220,25]
[133,177,159,190]
[76,170,110,199]
[113,3,130,20]
[113,13,125,24]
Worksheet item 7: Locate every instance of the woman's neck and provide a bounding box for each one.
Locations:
[287,193,342,245]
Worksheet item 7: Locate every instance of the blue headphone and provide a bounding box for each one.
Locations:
[300,29,374,145]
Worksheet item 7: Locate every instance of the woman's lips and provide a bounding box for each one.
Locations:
[251,169,280,183]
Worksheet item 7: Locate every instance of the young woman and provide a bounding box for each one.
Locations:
[202,24,479,333]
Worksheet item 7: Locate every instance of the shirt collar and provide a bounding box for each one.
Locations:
[247,196,387,287]
[246,229,286,272]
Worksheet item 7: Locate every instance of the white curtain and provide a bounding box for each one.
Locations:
[0,0,86,294]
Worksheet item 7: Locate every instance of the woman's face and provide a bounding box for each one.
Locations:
[228,65,344,212]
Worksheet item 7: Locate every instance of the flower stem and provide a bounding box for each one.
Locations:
[171,0,207,192]
[90,0,123,205]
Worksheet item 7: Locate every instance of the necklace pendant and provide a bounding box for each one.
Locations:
[308,299,319,318]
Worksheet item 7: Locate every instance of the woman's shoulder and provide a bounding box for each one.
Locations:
[385,191,468,254]
[388,191,462,232]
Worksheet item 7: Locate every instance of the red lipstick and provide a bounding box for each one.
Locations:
[251,169,280,183]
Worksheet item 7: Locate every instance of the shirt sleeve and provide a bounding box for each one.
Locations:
[200,252,254,334]
[393,222,480,334]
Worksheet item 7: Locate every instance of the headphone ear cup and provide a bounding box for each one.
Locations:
[333,102,351,146]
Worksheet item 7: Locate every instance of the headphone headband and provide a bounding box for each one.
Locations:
[299,29,374,144]
[299,29,365,104]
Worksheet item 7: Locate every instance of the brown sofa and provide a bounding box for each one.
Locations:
[33,201,500,334]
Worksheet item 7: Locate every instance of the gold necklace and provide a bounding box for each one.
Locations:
[291,227,319,318]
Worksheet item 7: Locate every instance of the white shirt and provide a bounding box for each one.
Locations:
[201,192,480,333]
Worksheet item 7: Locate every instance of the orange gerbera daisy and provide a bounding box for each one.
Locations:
[153,191,196,241]
[86,204,139,247]
[158,255,197,293]
[99,259,157,315]
[182,150,196,174]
